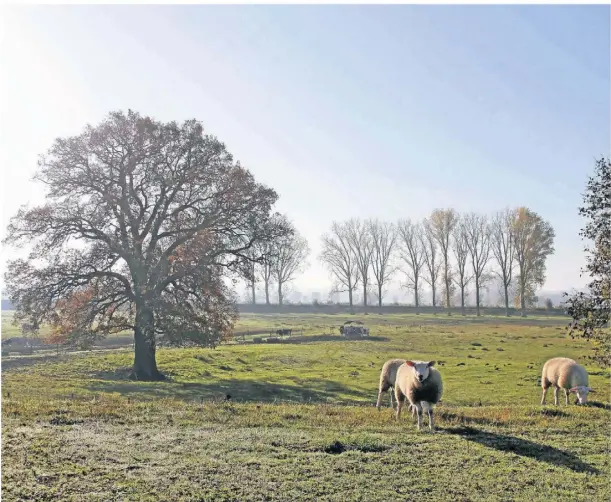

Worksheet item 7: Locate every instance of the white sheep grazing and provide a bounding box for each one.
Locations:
[541,357,595,406]
[376,359,406,410]
[394,360,443,431]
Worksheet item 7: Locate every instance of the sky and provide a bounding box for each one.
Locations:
[0,5,609,302]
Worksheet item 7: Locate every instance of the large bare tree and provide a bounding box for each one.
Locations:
[319,221,361,312]
[345,218,374,312]
[512,207,555,316]
[464,212,492,316]
[368,219,397,312]
[4,111,287,380]
[451,215,472,315]
[428,209,458,313]
[490,208,516,316]
[421,218,442,308]
[271,221,310,306]
[397,219,426,312]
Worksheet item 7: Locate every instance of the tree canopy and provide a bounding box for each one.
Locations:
[4,110,288,380]
[512,207,555,316]
[564,157,610,367]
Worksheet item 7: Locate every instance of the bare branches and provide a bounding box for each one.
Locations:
[428,209,458,312]
[421,218,442,307]
[319,221,361,311]
[397,219,426,309]
[464,212,492,316]
[451,215,472,314]
[345,218,374,310]
[490,208,516,315]
[369,219,397,310]
[271,221,310,306]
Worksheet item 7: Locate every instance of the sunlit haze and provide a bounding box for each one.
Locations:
[1,5,609,303]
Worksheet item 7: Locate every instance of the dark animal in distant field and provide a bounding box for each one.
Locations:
[274,329,292,336]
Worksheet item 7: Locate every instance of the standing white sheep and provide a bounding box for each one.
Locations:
[375,358,406,410]
[394,360,443,431]
[541,357,595,406]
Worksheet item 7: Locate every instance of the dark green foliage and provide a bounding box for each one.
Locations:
[565,157,611,368]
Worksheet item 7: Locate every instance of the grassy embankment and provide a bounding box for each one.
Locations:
[2,313,610,501]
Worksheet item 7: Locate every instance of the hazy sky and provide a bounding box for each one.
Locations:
[1,5,609,299]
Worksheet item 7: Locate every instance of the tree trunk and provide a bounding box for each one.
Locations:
[131,305,164,381]
[363,281,368,314]
[445,265,451,315]
[378,284,383,314]
[414,279,420,315]
[504,283,510,317]
[431,285,437,308]
[520,281,526,317]
[460,284,466,316]
[348,283,354,314]
[278,282,283,306]
[265,280,270,305]
[251,281,256,305]
[475,277,481,317]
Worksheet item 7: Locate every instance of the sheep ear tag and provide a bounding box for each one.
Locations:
[406,361,415,367]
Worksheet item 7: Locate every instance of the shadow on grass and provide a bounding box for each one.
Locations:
[271,334,389,344]
[87,375,368,404]
[445,426,599,474]
[585,401,611,410]
[437,411,509,426]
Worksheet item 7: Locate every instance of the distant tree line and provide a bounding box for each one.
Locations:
[319,209,555,316]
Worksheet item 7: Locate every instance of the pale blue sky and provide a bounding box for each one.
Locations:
[1,5,609,300]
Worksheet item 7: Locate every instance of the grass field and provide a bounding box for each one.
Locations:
[2,313,610,501]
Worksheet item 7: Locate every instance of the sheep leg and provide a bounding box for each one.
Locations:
[375,390,384,410]
[553,386,559,406]
[377,382,392,411]
[564,388,570,406]
[394,388,404,421]
[422,401,434,431]
[389,388,394,410]
[415,404,423,430]
[541,386,549,405]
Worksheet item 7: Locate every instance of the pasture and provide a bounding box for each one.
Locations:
[2,312,610,501]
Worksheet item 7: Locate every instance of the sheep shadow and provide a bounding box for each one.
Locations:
[584,401,611,410]
[438,411,508,426]
[445,426,599,474]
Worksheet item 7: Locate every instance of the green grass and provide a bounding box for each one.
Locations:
[2,314,610,501]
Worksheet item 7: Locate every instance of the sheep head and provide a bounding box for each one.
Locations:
[406,360,436,383]
[569,386,594,405]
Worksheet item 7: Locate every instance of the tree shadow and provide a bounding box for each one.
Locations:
[87,374,369,404]
[445,426,599,474]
